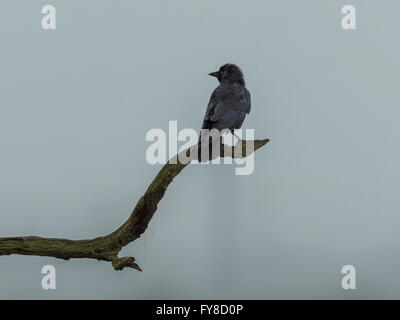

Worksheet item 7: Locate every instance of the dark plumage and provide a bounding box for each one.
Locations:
[198,64,251,161]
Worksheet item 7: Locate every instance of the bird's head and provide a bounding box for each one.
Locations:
[208,63,245,85]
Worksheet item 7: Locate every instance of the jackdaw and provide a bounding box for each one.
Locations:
[198,63,251,162]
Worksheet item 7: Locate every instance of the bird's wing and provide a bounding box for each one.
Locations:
[201,84,250,130]
[212,110,247,131]
[206,85,250,130]
[211,86,250,117]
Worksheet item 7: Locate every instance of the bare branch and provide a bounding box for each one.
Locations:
[0,139,269,271]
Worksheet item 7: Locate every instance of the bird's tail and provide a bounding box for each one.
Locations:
[197,129,222,162]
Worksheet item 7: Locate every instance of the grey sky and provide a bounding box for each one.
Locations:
[0,1,399,299]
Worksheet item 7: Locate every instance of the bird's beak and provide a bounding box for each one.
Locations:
[208,71,219,78]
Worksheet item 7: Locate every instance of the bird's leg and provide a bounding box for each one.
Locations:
[232,130,243,145]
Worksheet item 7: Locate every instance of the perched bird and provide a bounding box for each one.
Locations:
[198,63,251,161]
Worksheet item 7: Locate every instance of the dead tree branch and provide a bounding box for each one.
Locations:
[0,139,269,271]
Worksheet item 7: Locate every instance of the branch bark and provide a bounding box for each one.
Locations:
[0,139,269,271]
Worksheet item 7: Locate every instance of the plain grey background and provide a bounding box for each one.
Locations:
[0,0,399,299]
